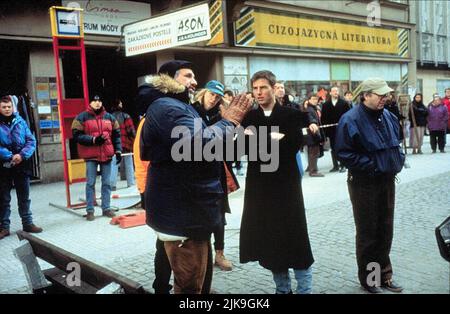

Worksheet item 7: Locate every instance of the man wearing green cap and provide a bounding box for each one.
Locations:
[335,78,405,293]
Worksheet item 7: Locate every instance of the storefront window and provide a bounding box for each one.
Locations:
[284,81,330,102]
[437,80,450,97]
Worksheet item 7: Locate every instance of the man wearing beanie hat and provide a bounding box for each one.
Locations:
[335,78,405,293]
[72,93,122,221]
[139,60,252,294]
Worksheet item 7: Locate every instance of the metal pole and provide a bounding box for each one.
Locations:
[52,37,72,208]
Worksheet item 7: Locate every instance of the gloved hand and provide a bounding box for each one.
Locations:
[115,152,122,165]
[220,94,252,126]
[93,135,106,145]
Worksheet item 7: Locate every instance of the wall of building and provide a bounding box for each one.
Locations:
[417,69,450,102]
[28,46,65,183]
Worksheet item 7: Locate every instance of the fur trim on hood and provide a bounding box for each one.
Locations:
[144,74,186,95]
[136,74,190,116]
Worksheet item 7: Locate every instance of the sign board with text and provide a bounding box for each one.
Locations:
[124,3,211,57]
[50,6,83,38]
[62,0,151,36]
[234,7,409,58]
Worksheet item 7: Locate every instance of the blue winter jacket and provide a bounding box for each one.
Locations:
[335,104,405,176]
[139,74,235,240]
[0,113,36,164]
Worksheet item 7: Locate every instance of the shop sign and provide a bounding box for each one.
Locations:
[207,0,225,46]
[234,7,409,58]
[50,6,83,38]
[124,3,211,57]
[62,0,151,36]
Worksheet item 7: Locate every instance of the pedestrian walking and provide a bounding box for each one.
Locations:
[71,94,121,221]
[335,78,405,294]
[0,95,42,239]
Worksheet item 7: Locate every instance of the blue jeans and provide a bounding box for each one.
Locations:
[110,154,135,188]
[272,267,313,294]
[86,160,112,213]
[0,170,33,230]
[296,151,304,177]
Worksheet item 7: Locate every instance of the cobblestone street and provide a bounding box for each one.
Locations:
[1,140,449,294]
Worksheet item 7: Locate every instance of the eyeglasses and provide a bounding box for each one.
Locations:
[372,93,389,99]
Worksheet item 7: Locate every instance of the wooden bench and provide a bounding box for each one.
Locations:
[16,231,150,294]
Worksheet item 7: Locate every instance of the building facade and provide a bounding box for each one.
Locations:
[0,0,416,182]
[411,0,450,103]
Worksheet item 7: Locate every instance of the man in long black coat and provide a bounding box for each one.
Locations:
[239,70,318,294]
[321,86,351,172]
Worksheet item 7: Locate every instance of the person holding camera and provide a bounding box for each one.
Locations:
[72,94,122,221]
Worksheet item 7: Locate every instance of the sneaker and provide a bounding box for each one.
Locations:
[440,150,446,153]
[381,279,403,293]
[362,285,383,294]
[0,228,10,240]
[102,210,116,218]
[86,212,95,221]
[214,250,233,271]
[329,167,339,172]
[23,224,43,233]
[432,150,436,153]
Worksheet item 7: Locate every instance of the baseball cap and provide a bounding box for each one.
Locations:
[360,78,393,95]
[158,60,193,78]
[205,80,225,97]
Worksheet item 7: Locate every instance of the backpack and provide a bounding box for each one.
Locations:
[435,215,450,262]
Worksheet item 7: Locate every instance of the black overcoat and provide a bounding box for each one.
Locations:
[239,103,314,271]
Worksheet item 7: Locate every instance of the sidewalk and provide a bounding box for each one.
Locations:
[1,136,449,294]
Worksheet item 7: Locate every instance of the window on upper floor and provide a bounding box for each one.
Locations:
[421,34,433,61]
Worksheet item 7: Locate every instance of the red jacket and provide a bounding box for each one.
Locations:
[443,97,450,130]
[71,107,122,162]
[112,111,136,153]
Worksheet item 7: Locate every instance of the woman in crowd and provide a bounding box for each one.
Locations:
[193,80,239,272]
[409,93,428,154]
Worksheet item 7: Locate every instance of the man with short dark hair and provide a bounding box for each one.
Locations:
[344,91,355,108]
[321,86,351,172]
[239,70,318,294]
[335,78,405,294]
[274,81,300,110]
[223,90,234,102]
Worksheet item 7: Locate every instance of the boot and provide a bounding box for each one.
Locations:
[23,224,43,233]
[215,250,233,271]
[0,228,10,240]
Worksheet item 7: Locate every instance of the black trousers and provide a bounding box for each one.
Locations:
[429,130,446,151]
[347,173,395,287]
[329,135,342,169]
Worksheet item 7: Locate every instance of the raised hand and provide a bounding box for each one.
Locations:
[219,93,252,126]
